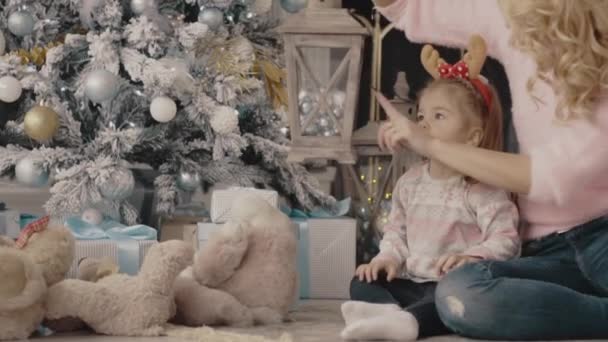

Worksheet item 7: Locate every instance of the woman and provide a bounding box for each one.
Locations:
[371,0,608,340]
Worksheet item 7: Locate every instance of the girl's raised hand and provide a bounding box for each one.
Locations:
[375,91,434,157]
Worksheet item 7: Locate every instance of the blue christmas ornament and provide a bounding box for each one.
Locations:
[280,0,307,13]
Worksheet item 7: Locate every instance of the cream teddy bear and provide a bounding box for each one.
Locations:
[0,221,75,341]
[173,195,298,327]
[44,240,193,336]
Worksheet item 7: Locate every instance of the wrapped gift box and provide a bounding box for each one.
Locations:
[210,187,279,223]
[294,217,357,299]
[0,204,20,238]
[159,216,206,250]
[67,240,157,278]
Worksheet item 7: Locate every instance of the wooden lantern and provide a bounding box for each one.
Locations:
[278,8,368,164]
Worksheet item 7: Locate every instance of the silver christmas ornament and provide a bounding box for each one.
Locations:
[330,89,346,108]
[319,117,329,127]
[331,106,343,119]
[15,157,49,187]
[85,70,120,103]
[280,0,308,13]
[176,170,200,192]
[98,168,135,201]
[198,7,223,31]
[299,101,313,115]
[298,90,312,103]
[8,11,35,37]
[82,208,104,225]
[130,0,149,15]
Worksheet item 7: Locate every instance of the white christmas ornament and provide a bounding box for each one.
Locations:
[0,31,6,56]
[7,11,35,37]
[85,70,120,103]
[0,76,23,103]
[130,0,153,15]
[82,208,104,225]
[210,106,239,134]
[198,7,223,30]
[150,96,177,122]
[15,157,49,187]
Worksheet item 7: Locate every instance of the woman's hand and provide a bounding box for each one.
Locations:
[375,91,435,157]
[355,256,400,283]
[435,254,482,275]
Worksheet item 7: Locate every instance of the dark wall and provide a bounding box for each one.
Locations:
[344,1,518,152]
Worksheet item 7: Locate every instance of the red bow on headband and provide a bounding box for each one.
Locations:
[438,61,470,79]
[437,61,493,113]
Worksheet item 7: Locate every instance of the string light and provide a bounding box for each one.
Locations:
[367,197,373,203]
[372,179,377,184]
[360,174,365,181]
[378,166,383,171]
[385,193,392,199]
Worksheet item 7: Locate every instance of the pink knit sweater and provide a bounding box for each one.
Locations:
[376,163,520,282]
[376,0,608,240]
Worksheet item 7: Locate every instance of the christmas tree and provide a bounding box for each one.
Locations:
[0,0,334,224]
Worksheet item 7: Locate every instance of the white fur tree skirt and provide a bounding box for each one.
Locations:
[36,301,602,342]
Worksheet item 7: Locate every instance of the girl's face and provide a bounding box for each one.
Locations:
[416,87,482,146]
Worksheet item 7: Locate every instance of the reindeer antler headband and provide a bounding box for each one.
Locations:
[421,35,493,114]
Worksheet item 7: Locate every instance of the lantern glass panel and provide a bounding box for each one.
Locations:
[295,46,349,138]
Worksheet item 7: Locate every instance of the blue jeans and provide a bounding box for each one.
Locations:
[436,216,608,340]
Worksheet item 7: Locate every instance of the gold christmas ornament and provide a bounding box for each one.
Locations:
[24,105,60,142]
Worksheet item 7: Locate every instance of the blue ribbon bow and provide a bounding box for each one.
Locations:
[65,216,157,275]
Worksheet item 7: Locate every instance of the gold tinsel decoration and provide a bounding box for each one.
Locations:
[194,35,254,81]
[14,42,61,67]
[11,27,87,67]
[254,57,288,111]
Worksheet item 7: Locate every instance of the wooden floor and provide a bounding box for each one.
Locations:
[36,300,604,342]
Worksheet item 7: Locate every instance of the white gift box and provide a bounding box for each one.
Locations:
[210,187,279,223]
[197,222,222,248]
[67,240,157,278]
[198,217,357,300]
[0,209,20,239]
[294,217,357,299]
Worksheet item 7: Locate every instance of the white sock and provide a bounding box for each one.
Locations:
[341,301,401,326]
[340,310,419,341]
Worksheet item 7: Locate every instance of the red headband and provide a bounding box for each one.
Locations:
[438,61,493,114]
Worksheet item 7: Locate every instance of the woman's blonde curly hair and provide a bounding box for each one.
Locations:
[499,0,608,121]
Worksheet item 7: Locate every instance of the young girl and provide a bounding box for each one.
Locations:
[341,36,520,341]
[372,0,608,340]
